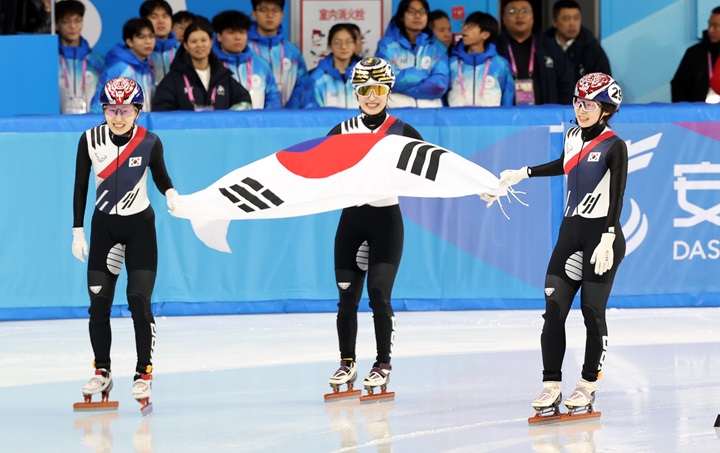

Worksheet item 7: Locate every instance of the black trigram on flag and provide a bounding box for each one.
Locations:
[396,141,447,181]
[219,177,284,213]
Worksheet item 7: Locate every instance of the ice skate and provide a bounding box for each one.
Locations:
[132,373,153,416]
[74,369,119,411]
[528,381,563,424]
[360,362,394,403]
[561,379,601,422]
[324,360,362,402]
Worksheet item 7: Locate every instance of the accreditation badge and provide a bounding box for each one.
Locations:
[514,78,535,105]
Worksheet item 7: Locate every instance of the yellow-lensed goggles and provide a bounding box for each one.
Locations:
[355,85,390,97]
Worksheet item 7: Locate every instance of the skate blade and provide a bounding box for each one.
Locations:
[324,389,362,402]
[560,410,601,422]
[528,412,563,424]
[359,391,395,403]
[73,401,119,412]
[138,399,153,416]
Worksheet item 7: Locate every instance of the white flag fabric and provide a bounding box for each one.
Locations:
[171,134,504,252]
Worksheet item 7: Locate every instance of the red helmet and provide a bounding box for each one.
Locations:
[574,73,622,111]
[99,77,144,107]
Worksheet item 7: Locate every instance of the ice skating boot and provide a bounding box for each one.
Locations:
[528,381,562,424]
[562,379,601,421]
[324,360,362,401]
[360,362,394,403]
[74,368,119,411]
[133,372,153,416]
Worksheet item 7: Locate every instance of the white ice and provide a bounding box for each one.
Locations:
[1,307,719,452]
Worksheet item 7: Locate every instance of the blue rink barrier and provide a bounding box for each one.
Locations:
[0,104,718,320]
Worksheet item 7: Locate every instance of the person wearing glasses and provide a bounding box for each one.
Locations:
[56,0,105,114]
[498,73,627,418]
[325,58,423,399]
[306,23,363,108]
[496,0,574,105]
[91,18,157,112]
[248,0,308,108]
[73,77,180,412]
[376,0,449,108]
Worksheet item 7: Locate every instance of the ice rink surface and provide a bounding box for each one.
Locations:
[1,307,718,452]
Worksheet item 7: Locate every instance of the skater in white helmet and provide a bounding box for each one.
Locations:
[72,76,180,413]
[499,73,627,418]
[324,57,423,402]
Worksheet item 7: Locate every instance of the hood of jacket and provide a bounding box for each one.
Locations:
[384,21,435,51]
[451,41,500,65]
[169,49,232,84]
[104,43,152,73]
[154,32,178,53]
[315,53,360,80]
[248,23,287,46]
[212,39,255,67]
[59,36,92,59]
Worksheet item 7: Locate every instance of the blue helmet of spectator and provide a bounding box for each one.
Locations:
[574,72,622,111]
[351,57,396,89]
[99,77,145,108]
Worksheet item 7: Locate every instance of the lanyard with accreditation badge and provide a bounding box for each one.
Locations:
[60,56,88,114]
[506,36,535,105]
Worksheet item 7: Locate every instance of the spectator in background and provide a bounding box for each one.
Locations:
[153,20,251,111]
[91,18,156,112]
[496,0,573,105]
[306,23,363,108]
[212,10,281,109]
[376,0,449,108]
[56,0,104,114]
[545,1,611,81]
[671,6,720,103]
[140,0,179,84]
[248,0,308,108]
[429,9,454,54]
[710,53,720,101]
[448,11,514,107]
[347,23,365,57]
[172,10,196,43]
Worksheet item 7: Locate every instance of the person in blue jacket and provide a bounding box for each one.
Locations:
[152,20,252,111]
[91,18,156,112]
[211,10,282,110]
[56,0,104,114]
[248,0,309,108]
[448,11,514,107]
[140,0,180,85]
[376,0,449,108]
[306,23,363,109]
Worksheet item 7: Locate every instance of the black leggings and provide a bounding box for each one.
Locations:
[334,204,403,364]
[541,217,625,383]
[86,208,157,374]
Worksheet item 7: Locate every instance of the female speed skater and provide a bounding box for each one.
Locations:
[499,72,627,418]
[325,57,424,401]
[71,76,180,412]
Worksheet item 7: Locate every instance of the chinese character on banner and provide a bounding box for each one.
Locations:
[298,0,389,70]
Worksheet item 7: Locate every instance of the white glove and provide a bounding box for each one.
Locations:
[166,188,180,211]
[499,167,529,187]
[590,233,616,276]
[479,193,498,208]
[72,227,88,263]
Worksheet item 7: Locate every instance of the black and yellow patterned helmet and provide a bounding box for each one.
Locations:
[351,57,395,88]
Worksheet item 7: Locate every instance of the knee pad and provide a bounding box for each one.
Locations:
[337,291,360,318]
[87,271,115,322]
[127,271,155,322]
[542,275,576,332]
[580,303,607,337]
[368,287,394,318]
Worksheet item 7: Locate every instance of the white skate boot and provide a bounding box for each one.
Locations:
[324,360,361,401]
[564,379,598,414]
[360,363,394,402]
[74,368,118,410]
[81,368,113,396]
[132,373,153,415]
[529,381,562,422]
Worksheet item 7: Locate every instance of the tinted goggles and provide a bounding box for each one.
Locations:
[355,85,390,97]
